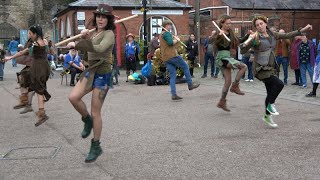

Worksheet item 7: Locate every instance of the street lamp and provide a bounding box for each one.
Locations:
[142,0,148,65]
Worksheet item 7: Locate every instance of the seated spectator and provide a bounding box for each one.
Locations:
[64,42,85,86]
[47,40,56,69]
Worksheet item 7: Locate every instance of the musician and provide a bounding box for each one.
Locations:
[240,15,312,128]
[210,14,248,112]
[4,25,51,126]
[68,4,115,163]
[64,42,85,86]
[159,20,200,100]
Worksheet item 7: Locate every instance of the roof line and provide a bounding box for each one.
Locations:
[69,0,86,6]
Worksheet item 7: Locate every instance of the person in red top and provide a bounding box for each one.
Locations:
[275,29,291,85]
[289,36,303,85]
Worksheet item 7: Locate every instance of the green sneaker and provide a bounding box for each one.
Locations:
[266,103,279,115]
[262,114,278,128]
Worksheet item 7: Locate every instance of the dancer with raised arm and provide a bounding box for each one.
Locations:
[240,15,312,128]
[68,4,115,163]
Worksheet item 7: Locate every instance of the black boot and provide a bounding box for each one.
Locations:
[306,83,319,97]
[81,115,93,138]
[85,139,103,163]
[172,95,183,101]
[190,68,194,77]
[188,82,200,90]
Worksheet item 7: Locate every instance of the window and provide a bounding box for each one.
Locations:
[60,20,65,38]
[66,16,71,37]
[139,16,177,41]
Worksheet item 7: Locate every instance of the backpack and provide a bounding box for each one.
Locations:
[141,60,152,78]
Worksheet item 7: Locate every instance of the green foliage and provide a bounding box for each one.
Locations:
[137,40,145,62]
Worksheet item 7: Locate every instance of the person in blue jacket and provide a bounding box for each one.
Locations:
[125,33,140,82]
[8,36,19,67]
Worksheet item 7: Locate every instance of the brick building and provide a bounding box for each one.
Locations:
[53,0,192,66]
[180,0,320,63]
[186,0,320,40]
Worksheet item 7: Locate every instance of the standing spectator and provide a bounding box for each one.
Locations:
[0,44,5,81]
[185,33,198,77]
[306,41,320,97]
[290,36,303,85]
[275,29,291,85]
[8,36,19,67]
[298,33,316,88]
[125,33,140,82]
[202,31,219,78]
[149,33,160,57]
[64,42,85,86]
[242,49,254,82]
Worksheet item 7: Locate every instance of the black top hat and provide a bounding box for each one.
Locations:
[94,4,114,16]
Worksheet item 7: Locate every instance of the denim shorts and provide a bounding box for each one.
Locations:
[85,71,112,90]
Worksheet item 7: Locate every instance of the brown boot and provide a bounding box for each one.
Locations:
[13,94,28,109]
[230,82,245,95]
[35,109,49,127]
[217,99,230,112]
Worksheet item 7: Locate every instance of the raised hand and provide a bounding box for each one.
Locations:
[301,24,312,32]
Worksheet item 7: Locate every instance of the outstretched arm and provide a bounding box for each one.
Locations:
[275,24,312,40]
[4,48,28,62]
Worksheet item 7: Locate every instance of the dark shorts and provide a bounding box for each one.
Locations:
[85,72,112,90]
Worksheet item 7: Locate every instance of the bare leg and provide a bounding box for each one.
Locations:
[20,87,28,94]
[68,78,92,117]
[217,68,232,111]
[234,63,247,82]
[28,91,35,105]
[91,88,108,141]
[221,68,232,99]
[229,63,246,95]
[37,94,45,109]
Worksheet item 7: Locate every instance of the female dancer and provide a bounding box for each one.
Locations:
[240,15,312,128]
[5,25,51,126]
[212,14,248,112]
[68,4,115,163]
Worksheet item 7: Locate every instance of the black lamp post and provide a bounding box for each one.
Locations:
[142,0,148,65]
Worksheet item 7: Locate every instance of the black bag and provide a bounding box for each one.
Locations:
[147,75,156,86]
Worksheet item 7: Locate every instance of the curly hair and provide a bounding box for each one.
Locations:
[252,15,268,27]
